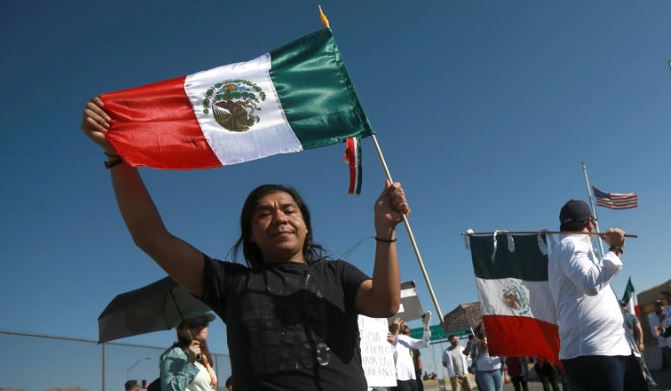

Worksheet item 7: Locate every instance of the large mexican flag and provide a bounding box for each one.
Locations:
[101,29,372,169]
[468,233,560,365]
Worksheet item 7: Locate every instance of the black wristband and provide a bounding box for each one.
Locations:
[609,246,623,255]
[104,152,121,158]
[375,236,397,243]
[104,158,123,169]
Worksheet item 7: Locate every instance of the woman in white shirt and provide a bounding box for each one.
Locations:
[470,323,503,391]
[160,311,218,391]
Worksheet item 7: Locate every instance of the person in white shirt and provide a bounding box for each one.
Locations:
[388,313,431,391]
[442,334,473,391]
[548,199,646,391]
[470,323,503,391]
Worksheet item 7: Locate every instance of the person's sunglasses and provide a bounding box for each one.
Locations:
[188,320,210,329]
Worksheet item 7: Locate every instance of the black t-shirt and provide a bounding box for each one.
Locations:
[199,255,370,391]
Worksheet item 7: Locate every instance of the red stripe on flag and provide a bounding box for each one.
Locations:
[483,315,560,366]
[633,295,640,317]
[101,76,221,170]
[344,137,356,194]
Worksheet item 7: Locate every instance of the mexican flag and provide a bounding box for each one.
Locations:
[621,277,640,317]
[468,233,560,365]
[101,29,372,169]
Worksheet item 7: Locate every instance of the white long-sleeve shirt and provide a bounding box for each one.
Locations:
[442,345,470,377]
[390,329,430,381]
[548,234,631,359]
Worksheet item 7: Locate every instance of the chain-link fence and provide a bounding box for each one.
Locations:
[420,340,451,379]
[0,329,231,391]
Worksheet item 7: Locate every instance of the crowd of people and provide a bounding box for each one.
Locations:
[83,95,671,391]
[438,326,564,391]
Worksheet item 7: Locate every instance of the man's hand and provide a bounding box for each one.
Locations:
[390,318,402,336]
[422,311,432,328]
[81,96,116,154]
[374,180,410,239]
[601,228,625,248]
[187,340,202,363]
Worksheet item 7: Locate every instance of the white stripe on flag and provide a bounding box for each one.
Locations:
[475,277,557,324]
[184,53,302,166]
[595,191,638,209]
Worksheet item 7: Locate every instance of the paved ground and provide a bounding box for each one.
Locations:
[420,368,671,390]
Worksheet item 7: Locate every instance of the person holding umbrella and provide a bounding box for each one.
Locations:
[160,311,217,391]
[82,98,409,391]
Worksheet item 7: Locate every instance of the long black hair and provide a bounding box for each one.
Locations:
[232,184,326,268]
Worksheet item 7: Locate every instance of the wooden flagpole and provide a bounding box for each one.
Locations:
[370,134,445,324]
[317,7,445,323]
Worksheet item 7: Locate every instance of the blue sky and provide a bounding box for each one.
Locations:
[2,0,670,380]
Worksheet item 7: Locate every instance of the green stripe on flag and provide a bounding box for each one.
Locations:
[269,29,372,148]
[621,277,634,304]
[470,234,548,281]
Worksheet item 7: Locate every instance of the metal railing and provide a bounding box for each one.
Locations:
[0,329,231,391]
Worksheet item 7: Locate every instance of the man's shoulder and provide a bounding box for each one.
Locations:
[553,235,592,257]
[205,254,250,272]
[561,235,590,248]
[311,259,367,278]
[308,258,345,274]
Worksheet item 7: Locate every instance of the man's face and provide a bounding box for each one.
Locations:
[450,336,458,347]
[250,191,308,264]
[586,218,596,233]
[400,321,410,335]
[656,302,664,314]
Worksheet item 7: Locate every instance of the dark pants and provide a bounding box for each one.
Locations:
[415,376,424,391]
[510,375,528,391]
[562,354,647,391]
[395,379,418,391]
[534,363,559,391]
[662,347,671,369]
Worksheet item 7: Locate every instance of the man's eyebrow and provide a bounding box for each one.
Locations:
[254,201,298,211]
[254,204,274,212]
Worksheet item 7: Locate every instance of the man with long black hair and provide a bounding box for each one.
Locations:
[82,97,411,391]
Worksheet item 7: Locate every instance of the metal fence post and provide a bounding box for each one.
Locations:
[102,342,107,391]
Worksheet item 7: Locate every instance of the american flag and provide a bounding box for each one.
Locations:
[592,186,638,209]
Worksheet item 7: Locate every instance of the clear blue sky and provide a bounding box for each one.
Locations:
[2,0,670,367]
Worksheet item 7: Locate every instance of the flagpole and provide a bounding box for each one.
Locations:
[314,7,445,323]
[370,134,445,324]
[581,163,640,354]
[465,231,637,238]
[581,162,606,257]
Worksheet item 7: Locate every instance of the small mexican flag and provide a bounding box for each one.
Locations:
[468,233,560,365]
[621,277,640,317]
[101,29,372,170]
